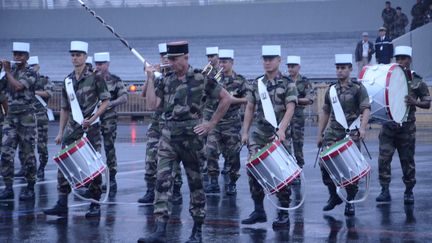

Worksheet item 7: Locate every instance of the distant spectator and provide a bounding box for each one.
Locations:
[382,1,397,38]
[426,3,432,23]
[393,7,409,38]
[355,32,375,74]
[375,27,393,64]
[411,0,426,31]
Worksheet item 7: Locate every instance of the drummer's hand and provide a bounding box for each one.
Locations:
[194,121,214,136]
[145,65,156,79]
[358,127,366,140]
[55,133,62,145]
[82,117,93,129]
[405,95,417,106]
[241,132,249,145]
[317,135,323,148]
[274,130,286,141]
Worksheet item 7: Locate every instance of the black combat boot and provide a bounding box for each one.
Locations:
[85,203,101,218]
[376,185,391,202]
[186,221,203,243]
[323,185,343,211]
[171,184,182,205]
[404,188,414,205]
[19,182,35,201]
[272,210,290,230]
[44,195,68,217]
[37,165,45,180]
[138,182,155,204]
[225,182,237,196]
[137,221,167,243]
[0,184,14,200]
[204,176,220,193]
[344,203,355,216]
[241,201,267,224]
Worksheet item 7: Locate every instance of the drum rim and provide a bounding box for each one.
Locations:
[339,164,371,187]
[74,165,106,189]
[53,136,89,162]
[320,137,352,160]
[269,169,302,194]
[247,140,282,167]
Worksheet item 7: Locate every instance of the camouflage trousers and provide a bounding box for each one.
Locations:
[247,132,291,207]
[57,123,102,200]
[154,126,205,223]
[378,122,416,189]
[101,117,118,178]
[206,122,241,182]
[18,111,49,168]
[290,113,305,168]
[1,111,36,186]
[320,129,360,197]
[144,121,182,188]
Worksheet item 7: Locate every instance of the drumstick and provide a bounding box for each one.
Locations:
[354,126,372,160]
[313,146,322,168]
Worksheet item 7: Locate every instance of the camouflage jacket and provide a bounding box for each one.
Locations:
[403,71,431,123]
[292,74,314,116]
[0,64,37,114]
[203,71,247,123]
[394,13,409,30]
[382,8,396,23]
[100,72,127,120]
[247,72,298,137]
[323,79,370,131]
[61,66,110,129]
[0,90,6,119]
[33,74,54,112]
[155,65,222,131]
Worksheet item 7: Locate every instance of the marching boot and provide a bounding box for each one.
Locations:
[323,185,342,211]
[241,201,267,224]
[137,221,167,243]
[44,195,68,217]
[85,203,101,218]
[171,184,182,205]
[19,182,35,201]
[186,221,203,243]
[225,182,237,196]
[404,188,414,205]
[376,185,391,202]
[37,165,45,180]
[0,184,14,200]
[204,176,220,193]
[138,182,155,204]
[344,188,356,216]
[102,177,117,193]
[272,210,290,230]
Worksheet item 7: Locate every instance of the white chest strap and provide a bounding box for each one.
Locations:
[65,77,84,125]
[329,85,360,131]
[258,77,278,129]
[35,95,54,121]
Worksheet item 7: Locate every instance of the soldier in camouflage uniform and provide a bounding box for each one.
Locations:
[138,41,231,243]
[138,43,183,205]
[241,45,298,230]
[44,41,110,218]
[382,1,396,38]
[93,52,128,198]
[0,90,7,149]
[204,49,248,195]
[286,56,314,179]
[393,7,409,39]
[0,42,37,201]
[16,56,54,181]
[376,46,431,205]
[317,54,370,216]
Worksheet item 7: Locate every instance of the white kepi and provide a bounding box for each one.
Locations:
[218,49,234,59]
[158,43,167,55]
[28,56,39,66]
[94,52,110,62]
[70,41,88,53]
[286,55,301,65]
[206,46,219,56]
[13,42,30,53]
[394,46,412,57]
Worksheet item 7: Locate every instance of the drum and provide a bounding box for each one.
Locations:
[53,136,106,189]
[359,64,409,124]
[319,137,370,187]
[246,140,301,194]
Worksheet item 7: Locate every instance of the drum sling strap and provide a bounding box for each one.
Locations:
[329,85,360,132]
[65,77,99,125]
[258,77,278,129]
[35,94,55,121]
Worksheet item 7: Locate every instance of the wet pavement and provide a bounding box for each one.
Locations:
[1,121,432,242]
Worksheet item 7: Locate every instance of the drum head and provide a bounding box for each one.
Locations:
[248,141,279,166]
[387,65,409,123]
[320,137,350,160]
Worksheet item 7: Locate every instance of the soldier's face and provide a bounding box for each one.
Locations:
[336,64,352,80]
[219,59,233,73]
[160,55,169,65]
[70,52,86,68]
[396,55,411,69]
[95,62,109,73]
[207,55,219,67]
[262,56,280,73]
[12,51,29,66]
[169,54,189,73]
[287,64,300,77]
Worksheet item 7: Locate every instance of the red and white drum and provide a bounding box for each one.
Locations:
[320,137,370,187]
[359,64,409,124]
[247,140,301,194]
[53,136,106,189]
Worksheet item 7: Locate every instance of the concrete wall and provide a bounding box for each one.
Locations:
[1,0,413,39]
